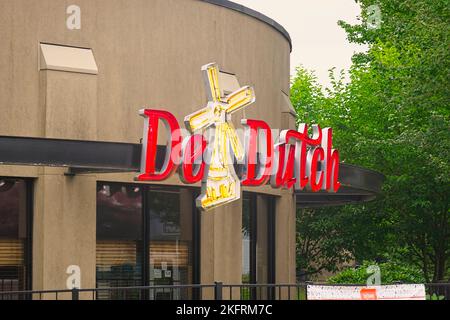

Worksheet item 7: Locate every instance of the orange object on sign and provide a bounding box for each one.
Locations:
[360,288,378,300]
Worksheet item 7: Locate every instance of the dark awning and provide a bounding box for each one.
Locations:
[296,164,385,208]
[0,136,384,207]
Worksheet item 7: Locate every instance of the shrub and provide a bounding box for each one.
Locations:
[328,261,425,284]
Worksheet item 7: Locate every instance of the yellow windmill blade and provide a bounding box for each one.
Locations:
[225,86,255,114]
[202,63,223,102]
[184,106,214,132]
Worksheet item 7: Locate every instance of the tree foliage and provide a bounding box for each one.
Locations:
[328,261,425,285]
[293,0,449,282]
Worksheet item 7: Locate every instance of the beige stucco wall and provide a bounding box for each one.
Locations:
[0,0,294,293]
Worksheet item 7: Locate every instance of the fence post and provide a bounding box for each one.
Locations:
[214,282,223,300]
[305,281,313,301]
[72,288,79,301]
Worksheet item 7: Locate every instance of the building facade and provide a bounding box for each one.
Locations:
[0,0,383,299]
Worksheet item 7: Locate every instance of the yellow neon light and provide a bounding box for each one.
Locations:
[207,66,222,102]
[184,63,256,211]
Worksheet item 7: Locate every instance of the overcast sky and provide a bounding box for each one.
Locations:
[231,0,367,87]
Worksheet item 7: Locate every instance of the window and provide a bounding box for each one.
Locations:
[96,183,199,300]
[0,178,32,293]
[242,194,254,284]
[96,184,143,292]
[242,192,276,299]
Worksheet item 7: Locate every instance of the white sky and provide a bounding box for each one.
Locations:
[231,0,367,87]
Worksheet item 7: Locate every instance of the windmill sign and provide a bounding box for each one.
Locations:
[137,63,341,211]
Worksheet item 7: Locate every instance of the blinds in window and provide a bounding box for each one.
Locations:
[0,239,25,292]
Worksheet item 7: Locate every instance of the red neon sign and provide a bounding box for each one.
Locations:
[241,119,273,187]
[137,109,341,199]
[137,109,182,181]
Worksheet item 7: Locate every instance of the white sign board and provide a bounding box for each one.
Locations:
[307,284,426,300]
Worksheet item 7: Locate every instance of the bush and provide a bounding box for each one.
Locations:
[328,261,425,284]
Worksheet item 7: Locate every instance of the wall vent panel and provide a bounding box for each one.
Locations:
[40,43,98,75]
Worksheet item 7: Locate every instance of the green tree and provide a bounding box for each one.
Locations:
[293,0,449,282]
[328,261,425,285]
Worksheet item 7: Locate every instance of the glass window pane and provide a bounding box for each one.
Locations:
[242,195,252,285]
[256,195,269,284]
[96,183,196,300]
[96,183,143,299]
[0,178,29,292]
[147,187,193,300]
[242,193,275,300]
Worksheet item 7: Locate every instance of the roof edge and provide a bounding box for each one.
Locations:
[199,0,292,52]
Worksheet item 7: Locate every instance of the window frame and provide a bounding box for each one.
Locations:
[96,182,201,290]
[0,177,33,292]
[242,192,276,287]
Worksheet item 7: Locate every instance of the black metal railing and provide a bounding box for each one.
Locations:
[220,283,307,300]
[0,282,448,300]
[425,283,450,300]
[0,279,22,292]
